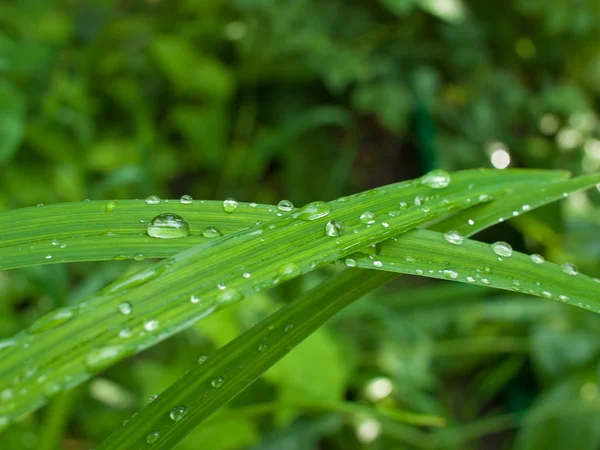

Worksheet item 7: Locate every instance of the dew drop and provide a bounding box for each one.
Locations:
[30,307,77,334]
[106,201,117,214]
[443,230,464,245]
[223,197,238,213]
[277,262,302,281]
[144,319,159,331]
[170,405,188,422]
[211,376,225,389]
[145,195,160,205]
[373,260,383,268]
[415,269,424,275]
[344,258,357,267]
[119,328,132,339]
[180,194,193,204]
[86,345,133,372]
[443,269,458,279]
[530,254,545,264]
[277,200,294,212]
[559,295,570,302]
[399,201,409,209]
[360,211,376,225]
[421,169,451,189]
[466,276,476,283]
[146,431,160,444]
[491,241,513,258]
[219,288,243,304]
[147,213,190,239]
[202,226,222,238]
[190,295,200,304]
[198,355,208,364]
[284,324,295,333]
[118,302,132,315]
[468,219,475,226]
[413,195,425,206]
[149,394,158,403]
[541,290,552,298]
[561,263,578,276]
[291,201,332,221]
[325,220,345,237]
[258,343,268,352]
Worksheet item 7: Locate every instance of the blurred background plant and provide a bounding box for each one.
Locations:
[1,0,600,449]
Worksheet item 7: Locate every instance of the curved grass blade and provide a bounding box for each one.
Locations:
[351,227,600,313]
[0,170,557,427]
[97,269,419,449]
[0,170,568,270]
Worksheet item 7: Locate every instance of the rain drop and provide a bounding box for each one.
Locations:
[147,213,191,239]
[146,431,160,444]
[373,260,383,268]
[421,169,451,189]
[202,226,222,238]
[144,319,159,331]
[30,308,77,334]
[443,269,458,279]
[541,290,552,298]
[344,258,357,267]
[399,201,409,209]
[106,201,117,214]
[561,263,578,276]
[277,262,302,281]
[180,194,193,204]
[277,200,294,212]
[258,343,268,352]
[223,198,238,213]
[211,376,224,389]
[491,241,513,258]
[145,195,160,205]
[86,345,133,372]
[325,220,345,237]
[170,405,188,422]
[118,302,132,315]
[360,211,376,225]
[530,254,545,264]
[198,355,208,364]
[443,230,464,245]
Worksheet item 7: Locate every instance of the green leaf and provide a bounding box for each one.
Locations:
[0,80,25,164]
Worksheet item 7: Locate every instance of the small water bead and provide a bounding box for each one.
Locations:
[133,253,145,261]
[30,308,77,334]
[373,260,383,268]
[443,230,464,245]
[421,169,451,189]
[284,324,295,333]
[481,278,490,285]
[325,220,345,237]
[147,213,191,239]
[382,221,389,228]
[219,288,243,304]
[45,254,52,259]
[175,195,193,206]
[491,241,513,258]
[530,254,545,264]
[202,226,222,238]
[190,295,201,304]
[277,200,294,212]
[414,195,425,206]
[522,204,531,211]
[223,198,238,213]
[118,302,132,315]
[466,276,476,283]
[291,201,332,221]
[146,431,160,444]
[561,263,578,276]
[217,282,226,290]
[211,376,225,389]
[258,343,268,352]
[559,295,570,302]
[360,211,376,225]
[145,195,160,205]
[415,269,424,275]
[86,345,133,372]
[344,258,357,267]
[170,405,188,422]
[541,290,552,298]
[277,262,302,281]
[144,319,159,331]
[198,355,208,364]
[106,201,117,214]
[119,328,132,339]
[399,201,409,209]
[243,272,251,279]
[443,269,458,279]
[149,394,158,403]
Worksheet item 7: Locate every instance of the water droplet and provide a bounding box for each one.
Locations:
[180,194,193,204]
[468,219,475,226]
[190,295,200,304]
[144,319,159,331]
[149,394,158,403]
[118,302,132,315]
[360,211,376,225]
[344,258,357,267]
[133,253,145,261]
[258,343,268,352]
[522,204,531,211]
[414,195,425,206]
[30,307,77,334]
[277,262,302,281]
[481,278,490,285]
[443,230,464,245]
[198,355,208,364]
[243,272,251,278]
[530,254,545,264]
[223,198,238,213]
[421,169,451,189]
[147,213,191,239]
[146,431,160,444]
[277,200,294,212]
[284,324,295,333]
[202,226,222,238]
[45,254,52,260]
[86,345,133,372]
[291,201,332,221]
[145,195,160,205]
[219,288,243,304]
[415,269,424,275]
[211,376,224,389]
[561,263,578,276]
[541,290,552,298]
[491,241,513,258]
[325,220,345,237]
[399,201,409,209]
[170,405,188,422]
[106,201,117,214]
[443,269,458,279]
[373,260,383,268]
[559,295,570,302]
[466,276,476,283]
[119,328,132,339]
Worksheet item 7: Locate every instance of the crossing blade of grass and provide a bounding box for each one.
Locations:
[1,170,540,427]
[0,170,568,270]
[94,172,600,449]
[351,228,600,312]
[97,270,425,449]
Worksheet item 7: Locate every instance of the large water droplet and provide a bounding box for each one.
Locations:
[146,431,160,444]
[344,258,357,267]
[169,405,188,422]
[147,213,190,239]
[291,201,332,221]
[223,198,238,213]
[325,220,345,237]
[211,376,224,389]
[277,200,294,212]
[530,254,545,264]
[202,226,222,238]
[277,262,302,281]
[443,230,464,245]
[491,241,513,258]
[30,307,77,334]
[86,345,133,372]
[118,302,132,315]
[561,263,578,276]
[180,194,193,204]
[145,195,160,205]
[360,211,376,225]
[421,169,451,189]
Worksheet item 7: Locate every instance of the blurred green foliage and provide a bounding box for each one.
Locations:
[1,0,600,449]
